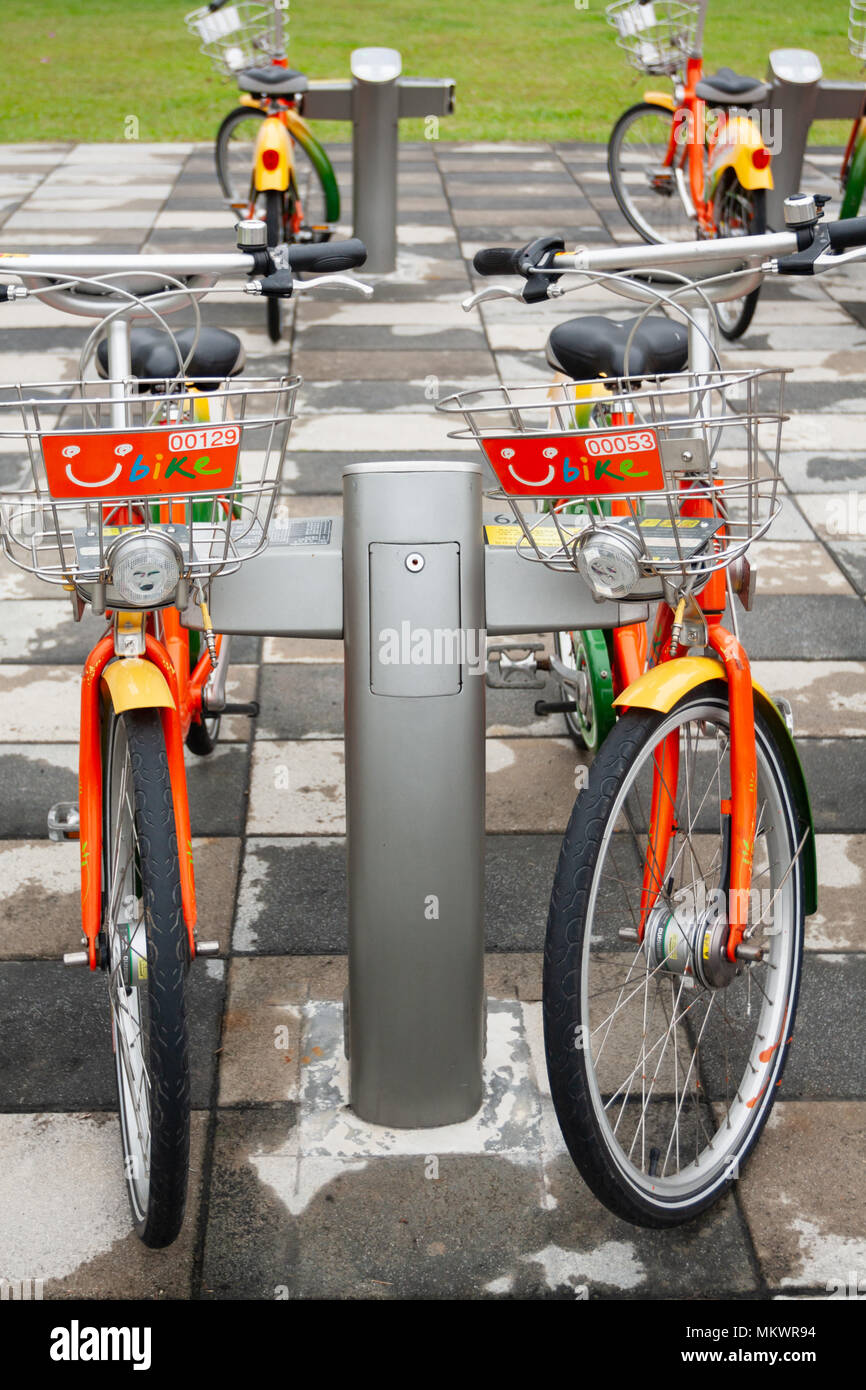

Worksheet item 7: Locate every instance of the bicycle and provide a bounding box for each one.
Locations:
[605,0,773,340]
[0,225,368,1247]
[186,0,341,342]
[442,195,863,1225]
[837,3,866,219]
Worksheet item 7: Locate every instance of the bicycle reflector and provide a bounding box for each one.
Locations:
[752,147,771,170]
[261,149,281,171]
[108,531,182,608]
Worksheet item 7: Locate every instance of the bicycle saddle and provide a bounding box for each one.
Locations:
[236,66,308,95]
[694,67,771,106]
[546,314,689,385]
[95,326,245,392]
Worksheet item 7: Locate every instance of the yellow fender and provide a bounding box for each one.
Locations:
[253,114,292,192]
[642,90,676,111]
[707,113,772,193]
[102,658,175,713]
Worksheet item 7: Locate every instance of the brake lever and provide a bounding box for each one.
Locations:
[461,285,527,311]
[292,274,374,297]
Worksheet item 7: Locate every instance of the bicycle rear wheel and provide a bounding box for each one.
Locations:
[608,101,695,244]
[543,681,805,1226]
[713,174,765,341]
[104,706,190,1248]
[215,105,337,231]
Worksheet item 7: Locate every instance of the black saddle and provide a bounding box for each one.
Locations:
[96,326,245,392]
[695,67,771,106]
[237,66,308,95]
[546,315,689,384]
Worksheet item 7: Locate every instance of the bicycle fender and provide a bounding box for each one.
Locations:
[254,115,292,192]
[102,657,175,713]
[642,90,676,111]
[614,659,817,915]
[707,115,773,193]
[613,655,722,712]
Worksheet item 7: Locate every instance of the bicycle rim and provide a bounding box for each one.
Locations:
[105,713,152,1225]
[713,177,765,340]
[545,690,803,1221]
[609,104,695,244]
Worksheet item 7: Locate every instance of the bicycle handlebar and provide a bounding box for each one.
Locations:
[288,238,367,273]
[826,216,866,252]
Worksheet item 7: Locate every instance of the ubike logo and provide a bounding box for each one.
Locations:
[42,424,241,502]
[482,428,665,498]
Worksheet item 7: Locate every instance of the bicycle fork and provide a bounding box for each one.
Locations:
[71,619,199,970]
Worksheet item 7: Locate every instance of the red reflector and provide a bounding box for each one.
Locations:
[752,147,771,170]
[262,148,280,171]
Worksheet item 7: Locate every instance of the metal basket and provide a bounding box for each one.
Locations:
[185,2,282,76]
[850,0,866,59]
[0,375,298,590]
[437,370,787,597]
[605,0,699,76]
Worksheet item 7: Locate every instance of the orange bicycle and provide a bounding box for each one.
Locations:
[606,0,773,338]
[0,228,367,1245]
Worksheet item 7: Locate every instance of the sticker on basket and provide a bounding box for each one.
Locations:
[41,425,241,501]
[481,428,665,498]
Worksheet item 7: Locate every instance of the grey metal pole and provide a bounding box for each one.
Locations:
[762,50,823,229]
[350,47,402,274]
[342,460,486,1127]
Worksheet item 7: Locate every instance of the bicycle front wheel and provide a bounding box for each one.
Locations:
[608,102,695,244]
[543,681,805,1226]
[104,706,190,1248]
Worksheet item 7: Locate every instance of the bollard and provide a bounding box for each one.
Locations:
[761,50,865,228]
[350,48,402,275]
[342,460,486,1127]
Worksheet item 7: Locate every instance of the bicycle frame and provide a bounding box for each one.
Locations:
[649,53,771,233]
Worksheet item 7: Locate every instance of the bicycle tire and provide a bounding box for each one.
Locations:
[264,188,283,343]
[104,706,191,1248]
[608,101,694,245]
[543,682,805,1227]
[713,175,765,341]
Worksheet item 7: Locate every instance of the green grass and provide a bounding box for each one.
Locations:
[0,0,859,144]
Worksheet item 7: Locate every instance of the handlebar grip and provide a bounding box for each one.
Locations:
[287,238,367,273]
[827,218,866,253]
[473,247,520,276]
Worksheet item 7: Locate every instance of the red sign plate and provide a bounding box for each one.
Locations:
[41,424,241,501]
[481,427,666,498]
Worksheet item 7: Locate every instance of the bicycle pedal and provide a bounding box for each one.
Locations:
[486,642,546,690]
[47,802,80,841]
[195,940,220,958]
[534,698,578,716]
[203,700,260,718]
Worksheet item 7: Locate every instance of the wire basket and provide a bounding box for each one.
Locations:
[605,0,699,76]
[185,2,282,76]
[850,1,866,59]
[438,370,787,598]
[0,376,298,595]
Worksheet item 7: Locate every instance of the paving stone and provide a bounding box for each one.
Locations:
[738,597,866,659]
[0,957,225,1110]
[738,1102,866,1292]
[751,661,866,737]
[0,1110,207,1298]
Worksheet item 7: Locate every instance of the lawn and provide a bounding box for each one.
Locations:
[0,0,858,144]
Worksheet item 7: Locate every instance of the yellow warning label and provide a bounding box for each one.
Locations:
[484,524,582,547]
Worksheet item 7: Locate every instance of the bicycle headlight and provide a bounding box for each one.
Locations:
[576,527,643,601]
[108,531,183,608]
